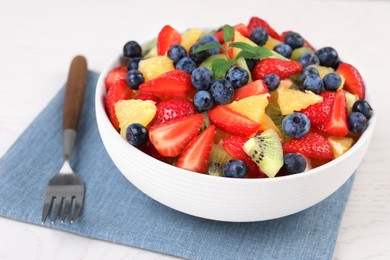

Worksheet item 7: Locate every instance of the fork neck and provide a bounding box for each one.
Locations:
[63,129,77,162]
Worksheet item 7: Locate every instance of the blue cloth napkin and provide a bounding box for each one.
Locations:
[0,71,354,260]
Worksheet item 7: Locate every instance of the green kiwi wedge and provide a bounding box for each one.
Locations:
[207,144,233,176]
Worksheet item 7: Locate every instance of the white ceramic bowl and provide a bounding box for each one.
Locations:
[95,55,376,222]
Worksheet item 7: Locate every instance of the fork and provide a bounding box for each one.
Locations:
[41,55,88,224]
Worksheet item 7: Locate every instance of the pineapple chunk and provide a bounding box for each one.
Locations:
[277,88,323,115]
[181,28,203,51]
[260,113,283,139]
[138,56,174,82]
[232,31,257,57]
[345,90,359,115]
[263,37,282,50]
[328,136,354,158]
[226,94,270,122]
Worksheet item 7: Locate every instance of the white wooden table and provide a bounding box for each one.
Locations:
[1,0,389,259]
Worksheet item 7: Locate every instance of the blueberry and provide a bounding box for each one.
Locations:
[263,73,280,91]
[193,90,214,112]
[283,32,304,49]
[126,69,144,90]
[123,41,142,58]
[352,100,373,119]
[126,123,148,146]
[299,66,320,82]
[127,57,141,70]
[273,44,292,59]
[303,74,324,94]
[283,153,307,174]
[298,53,320,68]
[348,112,368,135]
[315,47,339,69]
[226,66,249,89]
[210,79,234,104]
[199,35,221,55]
[245,59,257,72]
[222,160,247,178]
[176,57,197,74]
[323,73,342,91]
[249,28,269,46]
[191,67,213,90]
[167,44,187,65]
[189,43,210,64]
[282,112,311,138]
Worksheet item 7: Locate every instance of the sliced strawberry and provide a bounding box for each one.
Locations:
[336,63,365,99]
[139,70,196,99]
[252,58,302,80]
[208,106,261,136]
[134,92,161,103]
[138,141,174,165]
[104,66,128,91]
[157,25,181,56]
[280,31,315,51]
[323,90,348,136]
[223,136,268,178]
[282,131,334,160]
[176,125,215,173]
[220,41,235,59]
[232,80,269,101]
[247,16,281,40]
[214,23,249,43]
[104,79,133,130]
[149,114,203,157]
[154,99,197,124]
[301,92,336,131]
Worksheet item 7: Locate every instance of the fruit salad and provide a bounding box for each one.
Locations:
[104,16,373,178]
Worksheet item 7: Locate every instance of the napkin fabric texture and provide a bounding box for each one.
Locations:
[0,71,354,260]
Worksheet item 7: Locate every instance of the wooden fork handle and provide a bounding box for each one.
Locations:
[63,55,88,131]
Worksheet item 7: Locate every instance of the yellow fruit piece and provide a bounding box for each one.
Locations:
[263,37,281,50]
[277,88,323,115]
[115,99,157,138]
[232,31,257,57]
[345,90,359,115]
[226,94,270,122]
[138,56,174,82]
[259,114,283,139]
[181,28,203,51]
[144,45,157,59]
[328,136,354,158]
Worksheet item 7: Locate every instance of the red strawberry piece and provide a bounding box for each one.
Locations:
[104,66,128,91]
[280,31,316,51]
[208,106,261,136]
[154,99,197,125]
[176,125,215,173]
[323,90,349,136]
[139,70,196,99]
[232,79,269,101]
[157,25,181,56]
[138,141,175,165]
[252,58,302,80]
[105,79,133,130]
[214,23,249,43]
[134,92,161,103]
[301,92,336,131]
[220,41,235,59]
[223,136,268,178]
[149,114,203,157]
[282,131,334,160]
[247,16,281,41]
[336,63,365,99]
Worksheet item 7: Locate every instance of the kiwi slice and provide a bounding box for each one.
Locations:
[235,57,253,83]
[200,54,227,71]
[243,129,283,178]
[199,113,211,134]
[207,144,233,176]
[265,103,284,133]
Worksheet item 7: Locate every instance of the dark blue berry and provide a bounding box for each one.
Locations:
[298,53,320,68]
[249,28,268,46]
[263,73,280,91]
[226,66,249,89]
[191,67,213,90]
[222,160,247,178]
[273,44,292,58]
[189,43,210,64]
[210,79,234,104]
[315,47,339,69]
[127,57,141,70]
[352,100,373,119]
[303,74,324,94]
[283,153,307,174]
[167,44,187,65]
[348,112,368,135]
[126,123,148,146]
[282,112,311,138]
[123,41,142,58]
[199,35,221,55]
[323,73,342,91]
[245,59,257,72]
[176,57,197,74]
[193,90,214,112]
[283,32,304,49]
[126,69,144,90]
[299,66,320,82]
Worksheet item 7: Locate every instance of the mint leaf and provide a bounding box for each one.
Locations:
[211,59,235,80]
[229,42,274,60]
[192,43,224,54]
[223,24,234,43]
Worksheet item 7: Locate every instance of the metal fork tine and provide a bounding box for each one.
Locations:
[51,197,63,224]
[41,196,53,224]
[70,197,83,223]
[60,197,72,223]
